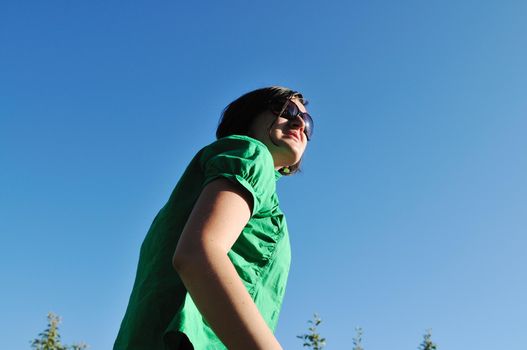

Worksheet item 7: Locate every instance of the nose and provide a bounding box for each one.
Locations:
[289,114,306,135]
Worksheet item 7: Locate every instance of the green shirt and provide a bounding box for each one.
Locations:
[114,135,291,350]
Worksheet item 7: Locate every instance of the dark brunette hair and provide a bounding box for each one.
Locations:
[216,86,308,175]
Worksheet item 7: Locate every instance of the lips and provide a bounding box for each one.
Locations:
[284,130,300,142]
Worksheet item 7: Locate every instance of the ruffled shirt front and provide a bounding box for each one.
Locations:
[114,135,291,350]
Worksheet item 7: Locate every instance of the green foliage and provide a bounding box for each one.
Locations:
[298,313,440,350]
[418,329,437,350]
[352,327,364,350]
[297,313,326,350]
[31,313,88,350]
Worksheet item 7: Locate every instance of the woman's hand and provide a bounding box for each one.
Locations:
[172,178,283,350]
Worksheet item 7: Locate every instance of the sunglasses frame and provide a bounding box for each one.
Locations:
[271,98,314,141]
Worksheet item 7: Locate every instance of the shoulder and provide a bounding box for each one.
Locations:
[201,135,274,168]
[200,135,277,215]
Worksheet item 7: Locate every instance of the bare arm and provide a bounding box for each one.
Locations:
[172,178,283,350]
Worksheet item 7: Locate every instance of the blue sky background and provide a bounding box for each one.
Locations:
[2,1,526,349]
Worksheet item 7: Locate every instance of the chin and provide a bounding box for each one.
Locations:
[288,145,305,162]
[284,152,303,166]
[270,135,305,162]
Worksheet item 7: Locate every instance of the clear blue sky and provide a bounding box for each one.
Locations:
[2,1,526,349]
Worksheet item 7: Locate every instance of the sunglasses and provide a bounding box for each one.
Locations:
[271,99,314,141]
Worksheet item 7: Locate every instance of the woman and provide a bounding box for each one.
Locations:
[114,86,314,350]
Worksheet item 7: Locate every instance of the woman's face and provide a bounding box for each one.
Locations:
[249,98,309,170]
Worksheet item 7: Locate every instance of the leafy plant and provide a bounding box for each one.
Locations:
[352,327,364,350]
[297,313,440,350]
[418,329,437,350]
[31,312,88,350]
[297,313,326,350]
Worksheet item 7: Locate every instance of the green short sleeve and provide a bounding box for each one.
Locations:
[201,135,276,215]
[114,135,289,349]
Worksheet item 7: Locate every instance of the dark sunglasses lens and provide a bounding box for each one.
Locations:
[288,102,314,140]
[276,100,314,140]
[301,113,314,139]
[284,102,299,118]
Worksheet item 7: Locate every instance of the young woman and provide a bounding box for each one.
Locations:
[114,86,314,350]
